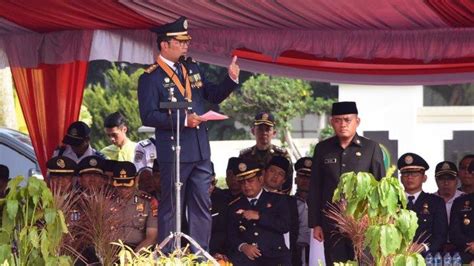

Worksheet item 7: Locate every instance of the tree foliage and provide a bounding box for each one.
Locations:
[221,74,317,138]
[82,65,148,150]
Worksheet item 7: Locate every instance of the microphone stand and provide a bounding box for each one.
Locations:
[157,74,218,266]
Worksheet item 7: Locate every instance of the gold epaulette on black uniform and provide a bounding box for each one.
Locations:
[228,196,241,206]
[144,64,159,74]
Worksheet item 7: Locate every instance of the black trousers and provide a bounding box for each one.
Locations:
[323,230,355,265]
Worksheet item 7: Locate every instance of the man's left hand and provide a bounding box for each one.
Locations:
[228,55,240,81]
[241,210,260,220]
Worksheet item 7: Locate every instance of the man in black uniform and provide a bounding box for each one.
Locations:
[294,157,313,265]
[239,112,294,194]
[77,155,109,192]
[263,155,300,265]
[209,162,230,260]
[398,152,448,255]
[221,157,242,203]
[450,192,474,264]
[308,101,385,265]
[227,161,291,265]
[46,156,77,194]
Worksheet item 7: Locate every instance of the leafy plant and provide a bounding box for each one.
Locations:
[112,241,228,266]
[0,176,71,265]
[329,167,425,266]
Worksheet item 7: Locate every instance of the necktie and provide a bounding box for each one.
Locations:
[407,195,415,210]
[174,63,184,83]
[250,199,257,207]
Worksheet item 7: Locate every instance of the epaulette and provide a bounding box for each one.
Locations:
[228,196,241,206]
[139,192,152,201]
[144,64,159,74]
[273,145,287,154]
[139,139,151,147]
[239,147,253,155]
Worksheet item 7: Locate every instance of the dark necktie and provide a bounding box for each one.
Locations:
[250,198,257,207]
[407,195,415,210]
[174,63,184,83]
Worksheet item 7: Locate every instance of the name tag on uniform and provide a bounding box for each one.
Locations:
[324,158,337,164]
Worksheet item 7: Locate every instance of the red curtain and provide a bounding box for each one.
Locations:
[10,61,88,178]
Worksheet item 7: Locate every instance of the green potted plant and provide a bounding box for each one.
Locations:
[0,176,71,265]
[328,167,425,266]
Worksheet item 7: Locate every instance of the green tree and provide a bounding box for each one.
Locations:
[220,74,335,158]
[82,65,147,150]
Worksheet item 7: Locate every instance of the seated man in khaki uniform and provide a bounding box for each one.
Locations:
[112,161,158,252]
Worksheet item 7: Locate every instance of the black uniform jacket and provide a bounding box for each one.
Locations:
[412,192,448,254]
[449,193,473,263]
[227,190,290,258]
[308,134,385,229]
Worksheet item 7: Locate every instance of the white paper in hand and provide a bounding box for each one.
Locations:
[200,110,229,121]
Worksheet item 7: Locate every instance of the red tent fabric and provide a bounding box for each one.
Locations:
[0,1,472,175]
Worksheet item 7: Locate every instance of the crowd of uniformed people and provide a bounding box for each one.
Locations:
[0,104,472,265]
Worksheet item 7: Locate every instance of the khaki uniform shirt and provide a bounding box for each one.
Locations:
[116,190,158,246]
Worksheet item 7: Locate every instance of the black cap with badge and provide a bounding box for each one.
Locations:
[435,161,458,179]
[397,153,429,172]
[235,161,263,182]
[254,111,275,127]
[62,121,90,146]
[47,156,77,176]
[78,155,105,175]
[267,156,290,174]
[112,161,137,187]
[151,16,192,41]
[295,157,313,177]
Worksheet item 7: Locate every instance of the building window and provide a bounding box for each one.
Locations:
[424,83,474,106]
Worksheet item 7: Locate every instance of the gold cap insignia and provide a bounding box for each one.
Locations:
[405,155,414,165]
[304,159,312,168]
[120,169,127,179]
[262,113,269,120]
[356,152,362,157]
[238,163,247,172]
[441,162,450,170]
[90,158,97,167]
[183,19,188,29]
[69,128,78,136]
[57,159,66,169]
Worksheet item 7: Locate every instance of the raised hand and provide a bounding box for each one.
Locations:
[228,55,240,81]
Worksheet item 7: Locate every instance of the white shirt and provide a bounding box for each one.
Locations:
[52,145,97,164]
[406,190,422,204]
[435,190,464,223]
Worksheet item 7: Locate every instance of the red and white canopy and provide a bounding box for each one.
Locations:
[0,1,472,175]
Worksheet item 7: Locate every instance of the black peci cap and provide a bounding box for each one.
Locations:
[267,156,290,175]
[331,102,358,116]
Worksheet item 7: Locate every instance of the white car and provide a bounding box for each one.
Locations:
[0,127,42,180]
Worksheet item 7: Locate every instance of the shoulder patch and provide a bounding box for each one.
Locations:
[273,145,287,154]
[228,196,241,206]
[239,147,253,156]
[144,64,159,74]
[139,139,151,147]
